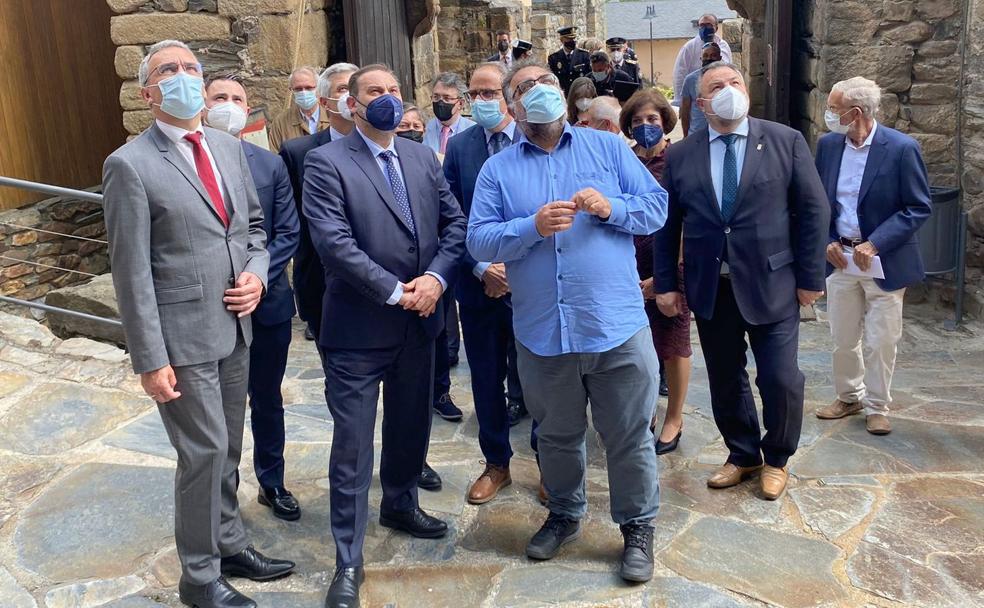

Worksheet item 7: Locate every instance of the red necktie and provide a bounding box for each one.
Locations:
[183,132,230,228]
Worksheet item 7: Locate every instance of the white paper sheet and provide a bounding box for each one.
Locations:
[842,249,885,280]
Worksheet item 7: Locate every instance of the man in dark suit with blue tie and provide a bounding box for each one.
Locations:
[654,62,830,501]
[302,64,467,608]
[205,77,302,521]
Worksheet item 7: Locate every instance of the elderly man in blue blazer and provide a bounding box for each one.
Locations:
[204,77,302,521]
[302,64,467,608]
[814,77,932,436]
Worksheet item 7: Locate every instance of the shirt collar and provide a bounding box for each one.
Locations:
[329,126,347,142]
[484,119,517,143]
[517,121,574,154]
[708,117,750,143]
[300,106,320,123]
[156,119,204,144]
[846,121,878,150]
[356,126,397,159]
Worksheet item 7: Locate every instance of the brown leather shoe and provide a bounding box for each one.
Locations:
[866,414,892,435]
[815,399,863,419]
[760,465,789,500]
[467,464,511,505]
[706,463,762,489]
[537,478,548,506]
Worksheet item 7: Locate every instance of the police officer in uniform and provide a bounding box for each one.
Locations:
[588,51,635,101]
[606,37,641,84]
[548,26,591,93]
[512,39,534,63]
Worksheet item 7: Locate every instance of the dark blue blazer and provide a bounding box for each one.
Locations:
[243,141,299,326]
[654,118,831,325]
[278,128,333,329]
[302,131,467,349]
[815,125,932,291]
[443,123,497,310]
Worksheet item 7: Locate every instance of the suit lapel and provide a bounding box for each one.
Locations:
[396,138,428,236]
[151,124,226,227]
[205,129,239,222]
[826,137,846,204]
[470,127,491,178]
[692,128,721,222]
[734,118,765,210]
[857,127,887,206]
[347,134,415,236]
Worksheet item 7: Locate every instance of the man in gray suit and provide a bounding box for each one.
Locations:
[102,40,295,608]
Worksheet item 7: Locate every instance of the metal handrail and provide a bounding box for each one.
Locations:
[0,176,103,203]
[0,295,122,327]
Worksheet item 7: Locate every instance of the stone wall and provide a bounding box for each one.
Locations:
[962,0,984,266]
[108,0,330,137]
[0,196,108,304]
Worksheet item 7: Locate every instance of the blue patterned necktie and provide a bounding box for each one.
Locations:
[489,131,509,155]
[719,133,739,221]
[379,150,416,237]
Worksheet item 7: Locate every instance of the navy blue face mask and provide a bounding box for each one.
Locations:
[699,25,716,42]
[357,94,404,132]
[632,124,664,150]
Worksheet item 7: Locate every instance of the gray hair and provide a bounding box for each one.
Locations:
[317,62,359,98]
[588,96,621,125]
[502,59,548,104]
[431,71,468,98]
[138,39,193,86]
[473,61,507,81]
[831,77,882,118]
[288,66,319,88]
[698,61,743,96]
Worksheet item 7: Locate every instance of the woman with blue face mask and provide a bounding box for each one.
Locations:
[619,88,693,456]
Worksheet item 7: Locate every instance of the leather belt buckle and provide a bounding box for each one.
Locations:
[839,236,863,247]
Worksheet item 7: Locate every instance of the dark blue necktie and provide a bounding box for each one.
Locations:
[720,134,739,221]
[379,150,416,237]
[490,131,509,155]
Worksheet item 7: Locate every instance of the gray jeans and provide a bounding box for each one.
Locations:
[516,328,660,525]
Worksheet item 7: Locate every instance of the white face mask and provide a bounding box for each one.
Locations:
[331,91,354,121]
[706,85,749,121]
[612,50,624,63]
[824,108,856,134]
[205,101,248,136]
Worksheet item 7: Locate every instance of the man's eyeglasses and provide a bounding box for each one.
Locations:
[153,61,203,79]
[514,73,560,97]
[468,88,503,101]
[431,94,462,104]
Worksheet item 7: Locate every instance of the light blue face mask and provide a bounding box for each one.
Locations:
[154,72,205,120]
[521,84,566,124]
[293,89,318,110]
[471,99,506,129]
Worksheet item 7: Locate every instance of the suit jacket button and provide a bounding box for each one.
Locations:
[227,277,235,285]
[408,246,416,253]
[724,227,732,234]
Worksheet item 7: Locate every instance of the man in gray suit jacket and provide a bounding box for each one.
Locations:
[102,40,294,608]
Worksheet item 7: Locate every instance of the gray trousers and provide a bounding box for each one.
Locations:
[158,336,250,585]
[516,327,660,525]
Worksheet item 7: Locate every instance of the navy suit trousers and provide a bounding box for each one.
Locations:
[694,278,804,468]
[247,319,293,489]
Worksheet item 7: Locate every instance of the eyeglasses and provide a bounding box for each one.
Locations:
[153,61,202,79]
[431,94,461,104]
[468,88,503,101]
[514,73,560,97]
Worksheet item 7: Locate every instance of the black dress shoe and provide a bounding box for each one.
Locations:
[526,512,581,560]
[379,507,448,538]
[506,399,528,427]
[619,523,655,582]
[220,545,295,581]
[179,576,256,608]
[655,428,682,455]
[658,373,669,397]
[418,462,442,491]
[325,566,364,608]
[258,486,301,521]
[433,393,464,421]
[304,326,315,341]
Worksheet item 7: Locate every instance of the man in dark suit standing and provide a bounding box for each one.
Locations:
[302,64,467,608]
[548,26,590,93]
[205,77,302,521]
[654,62,830,501]
[278,62,359,341]
[487,30,514,67]
[814,76,932,436]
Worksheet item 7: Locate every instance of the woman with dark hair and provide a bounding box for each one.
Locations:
[566,77,597,125]
[619,88,693,455]
[396,104,426,143]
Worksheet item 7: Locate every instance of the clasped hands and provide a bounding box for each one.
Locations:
[398,274,444,317]
[826,240,878,272]
[535,188,611,237]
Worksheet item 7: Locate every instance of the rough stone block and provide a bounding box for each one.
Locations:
[119,80,146,111]
[242,75,291,118]
[917,39,959,59]
[218,0,296,16]
[880,92,900,126]
[247,11,327,73]
[0,311,57,348]
[106,0,148,14]
[110,13,230,45]
[820,44,913,93]
[907,103,958,134]
[45,576,145,608]
[1,264,34,281]
[882,0,915,21]
[115,45,144,80]
[189,0,218,11]
[822,10,880,45]
[45,273,126,345]
[916,0,961,20]
[11,231,37,246]
[123,109,154,134]
[909,82,958,105]
[880,20,935,44]
[0,567,35,608]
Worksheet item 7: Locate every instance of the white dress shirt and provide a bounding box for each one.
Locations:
[671,35,734,106]
[473,120,518,279]
[835,122,878,240]
[329,125,348,142]
[354,127,447,304]
[708,117,749,209]
[156,119,228,202]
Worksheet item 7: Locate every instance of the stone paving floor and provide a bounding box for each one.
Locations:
[0,301,982,608]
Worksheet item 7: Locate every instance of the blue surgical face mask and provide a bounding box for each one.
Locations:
[293,89,318,110]
[153,72,206,120]
[632,124,664,149]
[520,84,566,124]
[357,94,404,132]
[471,99,506,129]
[699,25,716,42]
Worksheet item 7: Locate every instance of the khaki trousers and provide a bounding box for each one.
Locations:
[826,269,905,416]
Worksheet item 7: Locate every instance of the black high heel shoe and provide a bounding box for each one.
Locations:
[655,427,682,455]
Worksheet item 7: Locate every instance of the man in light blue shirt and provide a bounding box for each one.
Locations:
[680,42,722,136]
[468,60,667,583]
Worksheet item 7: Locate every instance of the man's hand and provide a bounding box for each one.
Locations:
[535,201,577,237]
[852,241,879,272]
[572,187,612,220]
[482,263,509,298]
[398,281,420,310]
[404,274,444,317]
[224,271,264,318]
[141,365,181,403]
[797,289,824,307]
[655,291,682,317]
[640,278,658,300]
[826,241,848,269]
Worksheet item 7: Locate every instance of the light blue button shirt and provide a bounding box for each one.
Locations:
[423,115,476,153]
[467,123,668,356]
[354,128,447,304]
[708,117,749,209]
[305,106,321,135]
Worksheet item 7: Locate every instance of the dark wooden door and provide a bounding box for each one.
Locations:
[343,0,414,96]
[764,0,793,124]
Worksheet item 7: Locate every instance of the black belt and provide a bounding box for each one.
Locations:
[838,236,863,247]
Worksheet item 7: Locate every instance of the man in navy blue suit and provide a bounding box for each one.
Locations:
[814,77,932,436]
[205,77,302,521]
[302,64,466,608]
[653,62,830,501]
[443,62,539,506]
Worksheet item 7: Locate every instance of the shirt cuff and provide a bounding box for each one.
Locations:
[519,215,545,248]
[425,271,447,291]
[601,196,627,226]
[473,262,491,280]
[386,282,403,305]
